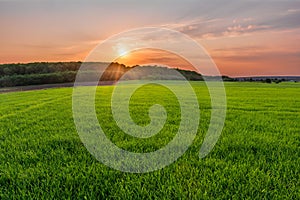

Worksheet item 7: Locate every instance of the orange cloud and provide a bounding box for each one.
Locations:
[115,48,195,71]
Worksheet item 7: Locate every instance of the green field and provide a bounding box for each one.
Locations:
[0,82,299,199]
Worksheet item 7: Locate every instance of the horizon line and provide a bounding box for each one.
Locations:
[0,61,299,78]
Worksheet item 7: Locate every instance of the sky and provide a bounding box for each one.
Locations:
[1,0,300,76]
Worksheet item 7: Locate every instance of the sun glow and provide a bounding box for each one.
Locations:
[115,48,196,71]
[117,48,129,58]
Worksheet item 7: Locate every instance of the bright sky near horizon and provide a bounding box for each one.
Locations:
[1,0,300,76]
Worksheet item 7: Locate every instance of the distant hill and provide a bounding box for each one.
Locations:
[234,76,300,82]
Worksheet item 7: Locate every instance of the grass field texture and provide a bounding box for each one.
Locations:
[0,82,299,199]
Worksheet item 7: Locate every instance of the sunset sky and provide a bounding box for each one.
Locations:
[1,0,300,76]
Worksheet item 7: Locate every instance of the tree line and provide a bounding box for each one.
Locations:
[0,62,82,87]
[0,62,209,87]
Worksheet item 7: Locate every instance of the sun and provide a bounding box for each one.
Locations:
[117,47,129,58]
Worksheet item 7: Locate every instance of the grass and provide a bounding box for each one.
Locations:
[0,82,299,199]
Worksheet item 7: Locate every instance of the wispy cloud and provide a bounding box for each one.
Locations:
[160,1,300,40]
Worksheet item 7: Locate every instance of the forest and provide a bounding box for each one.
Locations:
[0,62,213,87]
